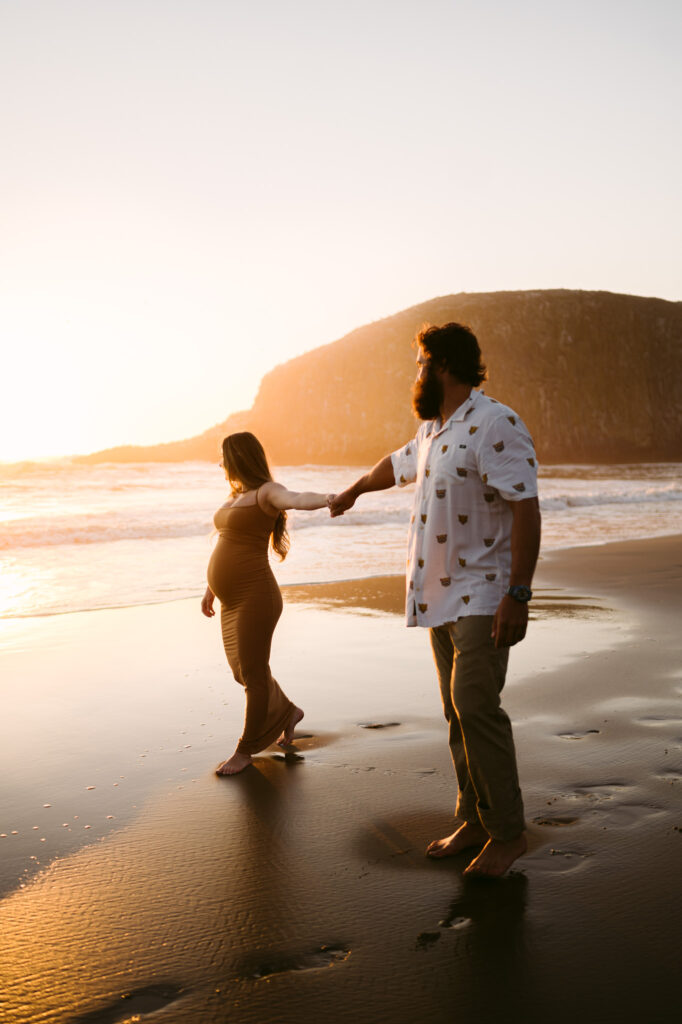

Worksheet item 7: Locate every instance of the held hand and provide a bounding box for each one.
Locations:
[328,487,357,517]
[491,594,528,649]
[201,588,215,618]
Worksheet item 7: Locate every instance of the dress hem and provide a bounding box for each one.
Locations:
[237,699,296,755]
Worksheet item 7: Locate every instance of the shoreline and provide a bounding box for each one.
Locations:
[1,524,681,628]
[0,534,680,1023]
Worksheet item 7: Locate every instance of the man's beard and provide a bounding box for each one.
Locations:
[411,366,443,420]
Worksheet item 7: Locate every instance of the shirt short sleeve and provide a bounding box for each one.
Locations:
[391,436,418,487]
[476,411,538,501]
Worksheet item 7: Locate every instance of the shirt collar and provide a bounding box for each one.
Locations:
[430,389,481,435]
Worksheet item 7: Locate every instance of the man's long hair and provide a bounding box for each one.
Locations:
[415,322,487,387]
[221,432,290,560]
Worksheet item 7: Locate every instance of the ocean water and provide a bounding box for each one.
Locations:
[0,460,680,620]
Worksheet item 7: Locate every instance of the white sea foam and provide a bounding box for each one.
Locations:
[0,460,679,619]
[540,485,682,511]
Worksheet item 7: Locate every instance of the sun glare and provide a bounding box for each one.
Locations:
[2,304,101,461]
[0,562,33,621]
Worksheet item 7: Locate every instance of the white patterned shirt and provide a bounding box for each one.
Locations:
[390,389,538,628]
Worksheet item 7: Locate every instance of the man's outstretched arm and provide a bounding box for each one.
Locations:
[328,455,396,516]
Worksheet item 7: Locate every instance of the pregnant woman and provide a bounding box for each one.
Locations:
[202,431,333,776]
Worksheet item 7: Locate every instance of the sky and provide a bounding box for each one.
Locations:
[1,0,680,462]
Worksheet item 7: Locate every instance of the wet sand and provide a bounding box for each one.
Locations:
[0,536,680,1024]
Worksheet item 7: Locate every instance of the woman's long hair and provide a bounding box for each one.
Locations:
[221,432,290,560]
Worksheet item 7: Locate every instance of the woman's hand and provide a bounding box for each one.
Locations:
[328,487,356,517]
[201,587,216,617]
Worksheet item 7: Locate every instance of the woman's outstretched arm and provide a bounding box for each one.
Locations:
[260,481,334,512]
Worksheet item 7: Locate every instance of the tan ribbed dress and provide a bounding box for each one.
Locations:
[207,491,294,755]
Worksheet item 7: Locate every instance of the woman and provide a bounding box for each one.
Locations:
[202,431,333,776]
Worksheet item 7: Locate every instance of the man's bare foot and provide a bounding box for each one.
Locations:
[463,833,527,877]
[426,821,489,858]
[215,751,253,776]
[277,706,304,747]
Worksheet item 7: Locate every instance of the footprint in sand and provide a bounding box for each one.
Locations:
[526,847,592,877]
[241,946,351,980]
[68,984,185,1023]
[532,815,580,827]
[572,782,628,801]
[439,915,472,931]
[558,729,601,740]
[358,722,401,730]
[637,715,682,726]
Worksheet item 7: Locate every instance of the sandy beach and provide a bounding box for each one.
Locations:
[1,536,680,1024]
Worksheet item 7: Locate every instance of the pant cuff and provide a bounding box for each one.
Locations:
[477,798,526,842]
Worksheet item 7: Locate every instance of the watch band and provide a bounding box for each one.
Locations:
[506,585,533,603]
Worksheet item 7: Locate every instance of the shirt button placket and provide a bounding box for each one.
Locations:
[415,439,433,623]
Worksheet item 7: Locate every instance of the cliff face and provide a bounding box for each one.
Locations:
[82,290,682,465]
[249,289,682,464]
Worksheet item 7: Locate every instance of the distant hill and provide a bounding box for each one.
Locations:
[79,290,682,465]
[77,411,250,464]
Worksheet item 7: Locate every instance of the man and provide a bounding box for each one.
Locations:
[329,322,541,877]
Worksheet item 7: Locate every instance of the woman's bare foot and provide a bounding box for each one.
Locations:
[463,833,527,877]
[277,706,304,747]
[426,821,489,858]
[215,750,253,776]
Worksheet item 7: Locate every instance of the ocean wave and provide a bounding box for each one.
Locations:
[0,517,214,549]
[2,486,681,550]
[539,486,682,511]
[0,508,412,549]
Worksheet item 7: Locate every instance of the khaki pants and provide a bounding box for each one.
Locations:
[429,616,525,841]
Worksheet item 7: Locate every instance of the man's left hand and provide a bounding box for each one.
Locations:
[491,595,529,648]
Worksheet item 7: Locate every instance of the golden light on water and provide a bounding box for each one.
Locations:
[0,563,32,620]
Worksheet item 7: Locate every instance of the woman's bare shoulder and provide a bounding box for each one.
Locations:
[261,480,299,511]
[258,480,286,508]
[259,480,283,497]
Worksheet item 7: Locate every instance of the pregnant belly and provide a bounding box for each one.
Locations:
[207,540,273,604]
